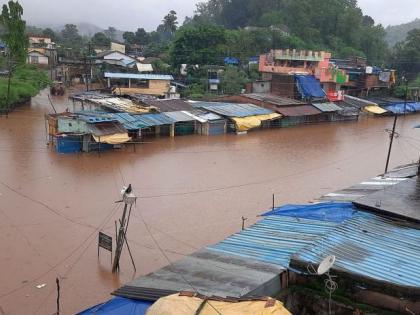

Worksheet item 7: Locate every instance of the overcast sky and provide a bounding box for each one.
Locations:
[2,0,419,31]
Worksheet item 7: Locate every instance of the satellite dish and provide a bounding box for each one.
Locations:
[317,255,336,275]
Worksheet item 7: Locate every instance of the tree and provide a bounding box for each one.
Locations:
[392,29,420,80]
[61,24,81,43]
[0,0,28,64]
[170,24,227,67]
[104,26,116,41]
[123,31,136,45]
[92,32,110,48]
[42,27,57,41]
[135,28,150,45]
[162,10,178,36]
[221,65,248,94]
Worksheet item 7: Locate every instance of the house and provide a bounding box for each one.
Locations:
[0,42,5,55]
[191,101,281,133]
[110,42,126,54]
[104,72,175,98]
[27,34,57,65]
[27,50,49,66]
[259,49,348,100]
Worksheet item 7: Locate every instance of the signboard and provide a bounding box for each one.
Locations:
[98,232,112,253]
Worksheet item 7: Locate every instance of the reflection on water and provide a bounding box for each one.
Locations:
[0,89,419,314]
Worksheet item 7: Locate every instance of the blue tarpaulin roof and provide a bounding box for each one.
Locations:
[77,297,152,315]
[384,102,420,114]
[262,202,357,223]
[292,211,420,288]
[295,75,326,99]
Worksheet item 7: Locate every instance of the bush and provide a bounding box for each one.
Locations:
[0,65,51,109]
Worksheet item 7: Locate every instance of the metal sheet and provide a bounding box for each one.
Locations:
[120,249,285,299]
[163,111,198,123]
[133,113,175,128]
[142,99,194,112]
[243,94,306,106]
[208,216,339,267]
[193,102,274,118]
[275,105,322,117]
[312,102,343,112]
[104,72,173,81]
[291,211,420,288]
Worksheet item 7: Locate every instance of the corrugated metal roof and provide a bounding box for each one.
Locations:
[312,102,343,112]
[104,72,173,81]
[162,111,198,123]
[208,215,340,267]
[276,105,322,117]
[192,102,273,118]
[142,99,194,112]
[118,249,285,299]
[343,95,377,109]
[86,121,127,136]
[243,94,306,106]
[291,211,420,288]
[133,113,175,128]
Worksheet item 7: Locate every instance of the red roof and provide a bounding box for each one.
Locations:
[275,105,322,117]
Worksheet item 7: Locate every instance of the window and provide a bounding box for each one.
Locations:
[30,55,39,64]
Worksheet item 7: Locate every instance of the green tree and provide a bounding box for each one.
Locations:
[42,27,57,41]
[91,32,110,48]
[162,10,178,36]
[104,26,116,41]
[61,24,81,43]
[221,65,248,94]
[123,31,136,45]
[169,24,227,67]
[0,0,28,64]
[135,28,150,45]
[392,29,420,80]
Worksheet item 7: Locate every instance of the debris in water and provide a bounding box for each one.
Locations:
[36,284,46,289]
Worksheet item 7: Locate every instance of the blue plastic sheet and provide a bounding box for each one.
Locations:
[77,297,153,315]
[385,102,420,114]
[262,202,357,223]
[295,75,326,98]
[224,57,239,65]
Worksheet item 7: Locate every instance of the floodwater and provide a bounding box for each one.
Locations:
[0,89,419,314]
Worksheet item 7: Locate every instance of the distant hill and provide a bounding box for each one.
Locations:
[29,22,124,42]
[385,18,420,47]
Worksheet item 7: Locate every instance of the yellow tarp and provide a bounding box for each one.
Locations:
[93,133,131,145]
[232,113,282,132]
[364,105,388,114]
[146,294,291,315]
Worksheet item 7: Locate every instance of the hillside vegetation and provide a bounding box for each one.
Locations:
[385,18,420,47]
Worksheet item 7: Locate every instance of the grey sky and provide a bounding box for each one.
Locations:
[2,0,419,31]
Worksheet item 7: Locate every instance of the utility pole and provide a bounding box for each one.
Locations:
[112,185,137,273]
[403,75,408,115]
[55,277,60,315]
[5,51,12,118]
[384,113,398,174]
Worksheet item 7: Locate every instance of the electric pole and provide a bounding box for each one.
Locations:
[384,113,398,174]
[112,185,137,273]
[5,51,12,118]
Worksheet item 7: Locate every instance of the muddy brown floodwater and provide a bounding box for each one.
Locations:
[0,89,420,314]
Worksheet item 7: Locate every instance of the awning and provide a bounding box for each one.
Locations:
[276,105,322,117]
[93,133,131,145]
[295,75,326,98]
[364,105,388,115]
[312,102,342,112]
[232,113,281,132]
